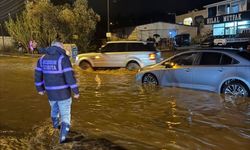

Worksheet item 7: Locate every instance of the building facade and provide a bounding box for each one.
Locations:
[204,0,250,37]
[112,22,197,41]
[176,9,208,26]
[175,9,212,37]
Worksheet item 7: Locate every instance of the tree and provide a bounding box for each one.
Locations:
[5,0,100,53]
[194,15,205,36]
[5,12,31,52]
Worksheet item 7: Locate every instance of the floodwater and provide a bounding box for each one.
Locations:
[0,55,250,150]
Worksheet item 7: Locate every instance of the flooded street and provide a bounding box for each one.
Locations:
[1,56,250,150]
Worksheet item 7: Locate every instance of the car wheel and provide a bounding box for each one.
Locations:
[79,61,92,70]
[126,62,140,71]
[142,73,159,85]
[222,81,249,97]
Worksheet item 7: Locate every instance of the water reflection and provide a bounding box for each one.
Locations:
[0,56,250,149]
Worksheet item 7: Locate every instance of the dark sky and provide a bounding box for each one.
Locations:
[88,0,223,17]
[85,0,223,28]
[53,0,223,37]
[54,0,223,19]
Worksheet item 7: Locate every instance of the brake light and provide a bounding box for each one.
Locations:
[149,53,156,60]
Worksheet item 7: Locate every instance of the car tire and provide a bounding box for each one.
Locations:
[126,62,140,71]
[79,61,93,70]
[222,81,249,97]
[142,73,159,85]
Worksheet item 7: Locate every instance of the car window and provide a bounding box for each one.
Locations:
[102,43,126,52]
[101,43,116,52]
[115,43,127,52]
[199,52,221,65]
[127,43,146,51]
[170,52,198,66]
[127,43,156,51]
[220,54,235,65]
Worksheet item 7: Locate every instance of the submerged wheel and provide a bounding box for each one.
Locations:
[79,61,92,70]
[142,73,159,85]
[126,62,140,71]
[222,81,249,97]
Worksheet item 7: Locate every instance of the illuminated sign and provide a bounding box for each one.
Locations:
[205,11,250,24]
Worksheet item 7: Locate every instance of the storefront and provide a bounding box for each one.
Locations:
[205,10,250,37]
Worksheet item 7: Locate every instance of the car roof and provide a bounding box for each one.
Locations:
[107,41,147,44]
[188,47,246,53]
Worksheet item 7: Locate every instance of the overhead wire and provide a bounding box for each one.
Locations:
[0,0,25,21]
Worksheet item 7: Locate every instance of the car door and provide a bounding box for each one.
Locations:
[93,43,115,67]
[161,52,198,88]
[93,43,127,67]
[191,52,237,92]
[96,43,127,67]
[104,43,127,67]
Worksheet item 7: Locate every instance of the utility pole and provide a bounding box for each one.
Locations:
[106,0,112,40]
[107,0,110,33]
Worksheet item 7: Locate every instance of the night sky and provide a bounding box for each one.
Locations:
[86,0,224,35]
[88,0,222,17]
[54,0,224,24]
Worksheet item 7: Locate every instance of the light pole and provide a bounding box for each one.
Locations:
[107,0,110,33]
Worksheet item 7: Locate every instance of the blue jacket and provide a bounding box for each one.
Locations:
[34,46,79,101]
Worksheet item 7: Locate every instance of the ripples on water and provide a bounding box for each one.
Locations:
[0,56,250,149]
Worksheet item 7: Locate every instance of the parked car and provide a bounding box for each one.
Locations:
[75,41,162,70]
[136,48,250,97]
[174,34,191,47]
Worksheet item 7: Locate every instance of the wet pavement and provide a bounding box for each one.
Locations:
[0,55,250,150]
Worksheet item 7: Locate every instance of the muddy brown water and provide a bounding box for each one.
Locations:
[0,56,250,150]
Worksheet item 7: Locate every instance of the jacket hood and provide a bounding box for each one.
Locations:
[39,46,66,55]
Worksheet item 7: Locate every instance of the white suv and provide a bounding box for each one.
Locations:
[75,41,162,70]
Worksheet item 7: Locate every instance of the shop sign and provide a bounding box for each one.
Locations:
[205,11,250,25]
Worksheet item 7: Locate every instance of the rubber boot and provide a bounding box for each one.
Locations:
[59,122,70,143]
[51,117,60,129]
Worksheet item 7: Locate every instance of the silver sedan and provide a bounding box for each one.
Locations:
[136,49,250,97]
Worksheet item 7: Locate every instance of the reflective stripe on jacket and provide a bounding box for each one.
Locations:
[34,46,79,101]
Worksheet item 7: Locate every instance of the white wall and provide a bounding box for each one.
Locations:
[135,22,198,41]
[0,36,14,50]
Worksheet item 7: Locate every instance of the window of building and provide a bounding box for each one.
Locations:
[238,25,250,30]
[213,23,225,36]
[225,22,237,35]
[218,5,228,15]
[208,7,217,18]
[238,21,250,35]
[183,17,193,26]
[231,4,239,13]
[214,23,224,28]
[238,21,250,26]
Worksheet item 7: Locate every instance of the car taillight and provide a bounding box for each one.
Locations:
[149,53,156,60]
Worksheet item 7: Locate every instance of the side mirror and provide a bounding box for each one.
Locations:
[164,62,175,68]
